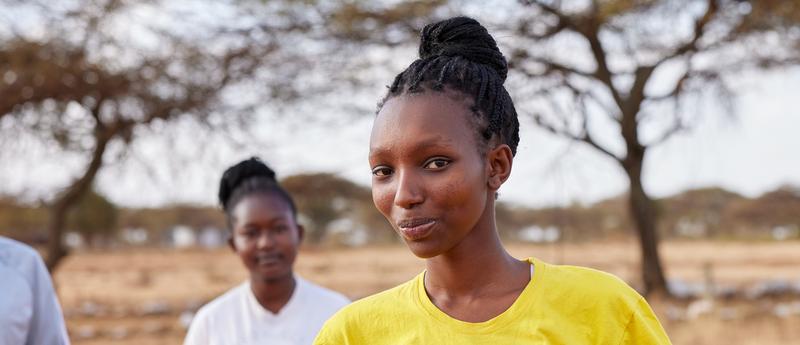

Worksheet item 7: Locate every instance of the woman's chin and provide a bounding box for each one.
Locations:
[405,240,443,259]
[252,265,292,283]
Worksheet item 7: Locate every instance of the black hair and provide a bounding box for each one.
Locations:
[218,157,297,228]
[379,16,520,156]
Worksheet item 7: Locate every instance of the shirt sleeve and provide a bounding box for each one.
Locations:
[25,252,71,345]
[183,309,209,345]
[313,316,347,345]
[312,327,332,345]
[618,297,672,345]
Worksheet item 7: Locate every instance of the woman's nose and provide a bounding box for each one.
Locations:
[393,170,424,209]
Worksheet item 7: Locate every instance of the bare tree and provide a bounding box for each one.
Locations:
[507,0,800,294]
[0,0,283,270]
[0,0,447,271]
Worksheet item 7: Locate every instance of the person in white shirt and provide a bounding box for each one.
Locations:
[184,157,349,345]
[0,236,71,345]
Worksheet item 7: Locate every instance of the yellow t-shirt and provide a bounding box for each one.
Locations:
[314,257,671,345]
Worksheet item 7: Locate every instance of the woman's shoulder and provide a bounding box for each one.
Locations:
[192,281,250,320]
[528,258,671,344]
[314,275,422,344]
[297,276,350,308]
[0,236,44,275]
[532,258,644,306]
[323,273,421,325]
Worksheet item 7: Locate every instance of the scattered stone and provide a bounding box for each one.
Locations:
[75,325,96,339]
[665,305,686,322]
[686,299,714,319]
[139,301,172,316]
[668,279,703,300]
[746,280,793,299]
[79,301,106,317]
[773,301,800,318]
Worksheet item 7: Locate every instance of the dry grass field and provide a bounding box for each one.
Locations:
[54,240,800,345]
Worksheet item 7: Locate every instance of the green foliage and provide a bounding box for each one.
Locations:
[67,189,118,245]
[3,183,799,246]
[117,205,226,242]
[0,198,48,241]
[281,173,394,245]
[740,0,800,31]
[329,0,446,42]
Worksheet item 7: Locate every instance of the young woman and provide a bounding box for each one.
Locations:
[314,17,671,344]
[184,157,349,345]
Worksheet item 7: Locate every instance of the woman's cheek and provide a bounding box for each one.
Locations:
[442,175,471,205]
[445,172,487,221]
[372,183,394,218]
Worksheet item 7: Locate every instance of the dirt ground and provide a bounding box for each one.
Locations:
[54,240,800,345]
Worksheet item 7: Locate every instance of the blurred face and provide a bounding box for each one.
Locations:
[229,193,303,283]
[369,92,491,258]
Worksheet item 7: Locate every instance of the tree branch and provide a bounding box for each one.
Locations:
[533,56,596,79]
[654,0,718,67]
[618,5,714,158]
[532,110,622,164]
[46,115,118,271]
[647,60,692,101]
[577,93,623,163]
[644,119,685,148]
[580,20,626,113]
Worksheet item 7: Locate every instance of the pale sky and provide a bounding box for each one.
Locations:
[81,66,796,209]
[1,1,798,209]
[2,64,797,210]
[247,68,800,208]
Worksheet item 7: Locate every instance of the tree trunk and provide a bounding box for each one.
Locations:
[45,129,113,271]
[623,157,669,296]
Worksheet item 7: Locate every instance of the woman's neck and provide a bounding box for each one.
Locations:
[424,208,529,298]
[250,274,297,314]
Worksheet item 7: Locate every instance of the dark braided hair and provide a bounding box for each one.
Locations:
[218,157,297,228]
[379,16,520,155]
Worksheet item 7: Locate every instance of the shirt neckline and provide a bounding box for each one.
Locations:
[246,275,304,320]
[414,257,546,333]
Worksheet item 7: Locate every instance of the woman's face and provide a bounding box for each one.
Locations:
[369,92,493,258]
[229,193,303,283]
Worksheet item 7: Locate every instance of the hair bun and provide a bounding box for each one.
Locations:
[218,157,276,208]
[418,16,508,82]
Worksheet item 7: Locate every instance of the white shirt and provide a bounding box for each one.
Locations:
[0,236,71,345]
[184,276,349,345]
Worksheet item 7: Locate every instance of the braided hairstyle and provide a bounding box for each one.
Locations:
[218,157,297,229]
[379,16,520,156]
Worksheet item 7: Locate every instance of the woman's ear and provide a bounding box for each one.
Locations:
[296,224,305,243]
[227,235,237,252]
[487,144,513,191]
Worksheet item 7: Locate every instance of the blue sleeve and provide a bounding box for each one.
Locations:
[25,252,71,345]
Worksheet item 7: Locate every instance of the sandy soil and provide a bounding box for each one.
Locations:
[54,240,800,345]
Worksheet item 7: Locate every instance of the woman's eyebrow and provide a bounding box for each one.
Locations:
[241,215,287,226]
[414,137,456,150]
[369,136,456,159]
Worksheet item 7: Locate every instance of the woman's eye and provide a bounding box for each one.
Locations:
[424,158,451,169]
[372,166,393,177]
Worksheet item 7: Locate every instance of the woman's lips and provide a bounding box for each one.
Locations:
[255,253,283,266]
[397,218,436,241]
